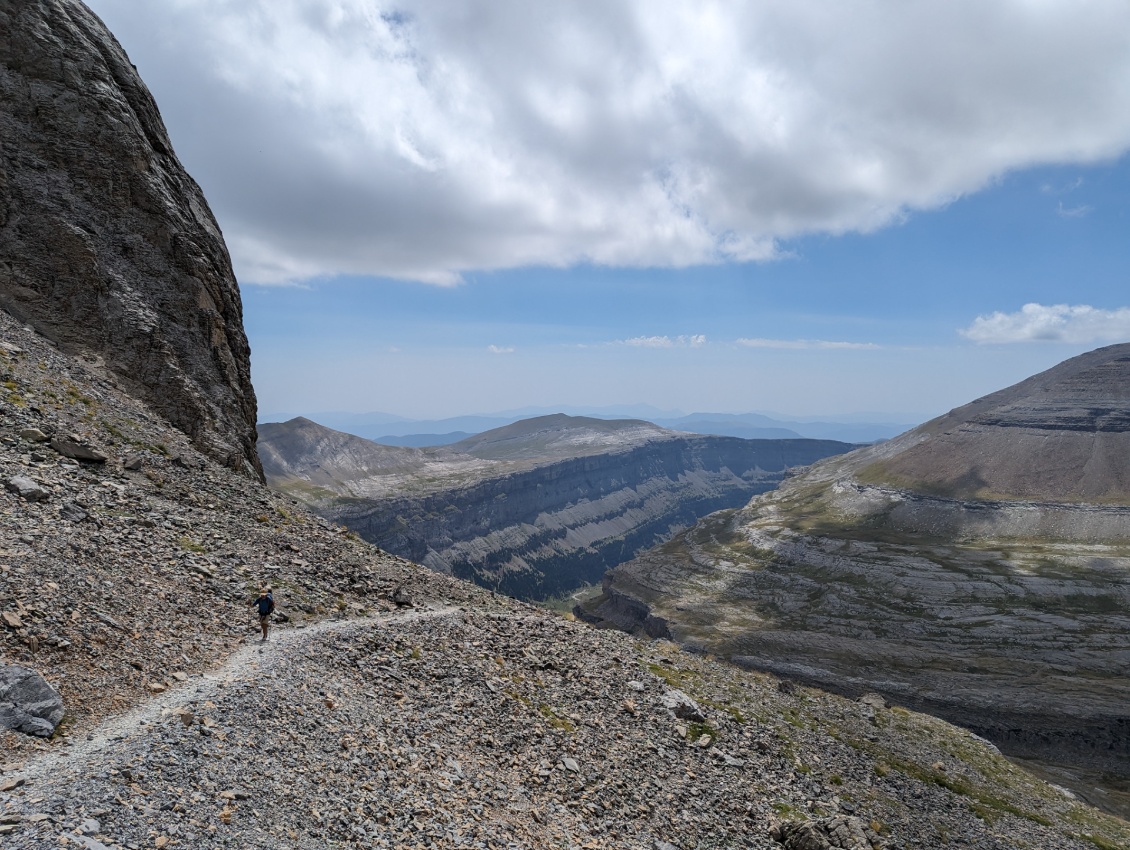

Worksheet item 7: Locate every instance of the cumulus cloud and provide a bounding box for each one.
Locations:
[736,338,879,350]
[960,303,1130,344]
[487,345,515,354]
[88,0,1130,285]
[619,335,706,348]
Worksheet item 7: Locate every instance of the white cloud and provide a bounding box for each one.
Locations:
[1041,177,1084,195]
[88,0,1130,285]
[736,338,879,350]
[960,303,1130,344]
[1056,202,1092,218]
[620,335,706,348]
[487,345,515,354]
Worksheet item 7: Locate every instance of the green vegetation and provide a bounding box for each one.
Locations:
[537,703,575,732]
[1080,832,1124,850]
[685,721,714,743]
[770,801,801,819]
[177,537,207,554]
[100,419,125,439]
[647,662,688,689]
[538,582,603,614]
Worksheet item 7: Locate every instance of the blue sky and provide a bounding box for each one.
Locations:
[87,1,1130,422]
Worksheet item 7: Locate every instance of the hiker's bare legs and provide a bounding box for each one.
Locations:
[260,615,270,641]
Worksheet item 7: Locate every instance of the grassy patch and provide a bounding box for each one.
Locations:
[770,801,802,819]
[1080,833,1125,850]
[177,537,207,554]
[647,662,686,689]
[537,703,575,732]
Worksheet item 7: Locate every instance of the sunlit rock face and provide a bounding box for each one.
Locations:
[857,342,1130,505]
[0,0,261,477]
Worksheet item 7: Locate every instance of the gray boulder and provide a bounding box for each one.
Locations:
[770,815,884,850]
[659,688,706,723]
[0,665,65,737]
[49,439,107,463]
[5,475,49,501]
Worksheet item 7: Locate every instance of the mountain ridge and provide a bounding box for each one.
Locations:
[258,415,854,599]
[262,408,917,445]
[580,342,1130,813]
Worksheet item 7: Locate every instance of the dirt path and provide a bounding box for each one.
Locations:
[14,605,458,784]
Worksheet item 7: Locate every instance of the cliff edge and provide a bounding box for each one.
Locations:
[0,0,261,478]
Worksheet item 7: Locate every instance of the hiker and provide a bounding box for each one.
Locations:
[249,586,275,642]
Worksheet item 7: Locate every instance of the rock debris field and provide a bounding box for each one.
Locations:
[3,311,1130,848]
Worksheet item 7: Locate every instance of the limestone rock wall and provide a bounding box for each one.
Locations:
[326,437,851,599]
[0,0,261,478]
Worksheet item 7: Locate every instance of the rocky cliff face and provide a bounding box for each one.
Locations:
[0,0,260,478]
[259,416,852,599]
[581,345,1130,805]
[331,436,854,599]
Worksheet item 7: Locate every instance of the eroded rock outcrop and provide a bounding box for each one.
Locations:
[0,0,260,478]
[856,342,1130,504]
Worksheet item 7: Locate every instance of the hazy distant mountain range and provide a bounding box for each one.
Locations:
[258,406,922,445]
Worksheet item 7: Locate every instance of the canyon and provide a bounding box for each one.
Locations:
[259,415,852,599]
[2,2,1128,848]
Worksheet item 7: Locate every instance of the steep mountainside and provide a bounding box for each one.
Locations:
[258,413,681,500]
[258,417,505,500]
[3,309,1130,850]
[829,342,1130,505]
[0,0,260,477]
[581,345,1130,812]
[260,417,853,599]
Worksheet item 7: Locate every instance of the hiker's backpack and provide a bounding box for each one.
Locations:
[266,592,275,615]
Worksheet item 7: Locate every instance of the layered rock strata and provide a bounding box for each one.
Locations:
[0,0,260,477]
[581,345,1130,799]
[260,417,852,599]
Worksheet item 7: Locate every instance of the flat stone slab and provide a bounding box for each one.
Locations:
[49,439,107,463]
